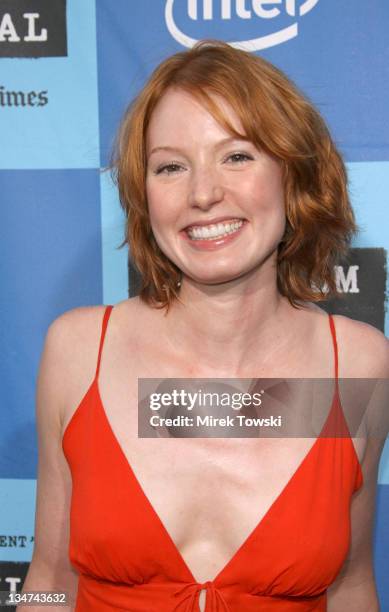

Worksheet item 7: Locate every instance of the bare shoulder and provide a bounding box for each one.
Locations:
[44,304,110,429]
[47,297,145,373]
[49,298,146,426]
[331,314,389,378]
[47,305,112,352]
[47,304,108,378]
[48,302,108,338]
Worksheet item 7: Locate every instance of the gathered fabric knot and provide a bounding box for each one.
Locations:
[173,580,230,611]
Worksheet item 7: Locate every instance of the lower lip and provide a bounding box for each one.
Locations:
[181,221,247,251]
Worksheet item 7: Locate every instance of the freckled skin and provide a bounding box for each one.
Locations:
[145,87,286,287]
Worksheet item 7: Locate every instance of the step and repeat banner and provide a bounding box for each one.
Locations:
[1,0,388,607]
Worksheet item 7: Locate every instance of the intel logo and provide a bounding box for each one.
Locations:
[165,0,319,50]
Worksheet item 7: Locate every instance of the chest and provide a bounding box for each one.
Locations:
[65,317,366,586]
[66,389,361,589]
[90,357,364,583]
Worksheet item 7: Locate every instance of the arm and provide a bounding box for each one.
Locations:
[327,437,383,612]
[17,315,80,611]
[327,319,389,611]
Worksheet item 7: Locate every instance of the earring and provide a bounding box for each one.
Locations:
[162,278,181,291]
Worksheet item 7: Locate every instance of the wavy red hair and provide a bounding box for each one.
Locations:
[111,39,357,311]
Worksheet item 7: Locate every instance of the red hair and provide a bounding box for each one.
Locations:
[111,39,357,311]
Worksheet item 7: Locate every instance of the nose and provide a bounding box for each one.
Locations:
[187,165,225,210]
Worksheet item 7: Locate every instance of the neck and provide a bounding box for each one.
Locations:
[163,268,301,376]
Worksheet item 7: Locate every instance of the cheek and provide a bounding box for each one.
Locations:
[243,171,285,215]
[145,182,158,218]
[146,187,182,255]
[261,163,284,196]
[146,181,180,227]
[146,186,168,233]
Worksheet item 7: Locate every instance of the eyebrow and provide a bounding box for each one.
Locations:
[148,136,251,158]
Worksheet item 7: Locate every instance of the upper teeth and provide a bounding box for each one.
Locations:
[187,219,244,240]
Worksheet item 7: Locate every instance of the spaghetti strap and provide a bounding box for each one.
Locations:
[328,313,339,389]
[326,314,360,470]
[95,305,114,379]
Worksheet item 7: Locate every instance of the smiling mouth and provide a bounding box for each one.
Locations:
[185,218,245,241]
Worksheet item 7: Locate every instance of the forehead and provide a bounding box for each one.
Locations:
[146,87,245,147]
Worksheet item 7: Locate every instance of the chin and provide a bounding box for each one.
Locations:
[189,272,245,286]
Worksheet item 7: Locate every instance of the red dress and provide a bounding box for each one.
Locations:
[62,305,363,611]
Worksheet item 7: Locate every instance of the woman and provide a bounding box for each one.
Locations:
[21,40,388,611]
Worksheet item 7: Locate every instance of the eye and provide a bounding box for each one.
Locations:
[154,162,184,175]
[225,152,254,164]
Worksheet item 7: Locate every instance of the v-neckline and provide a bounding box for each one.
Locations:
[93,377,337,586]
